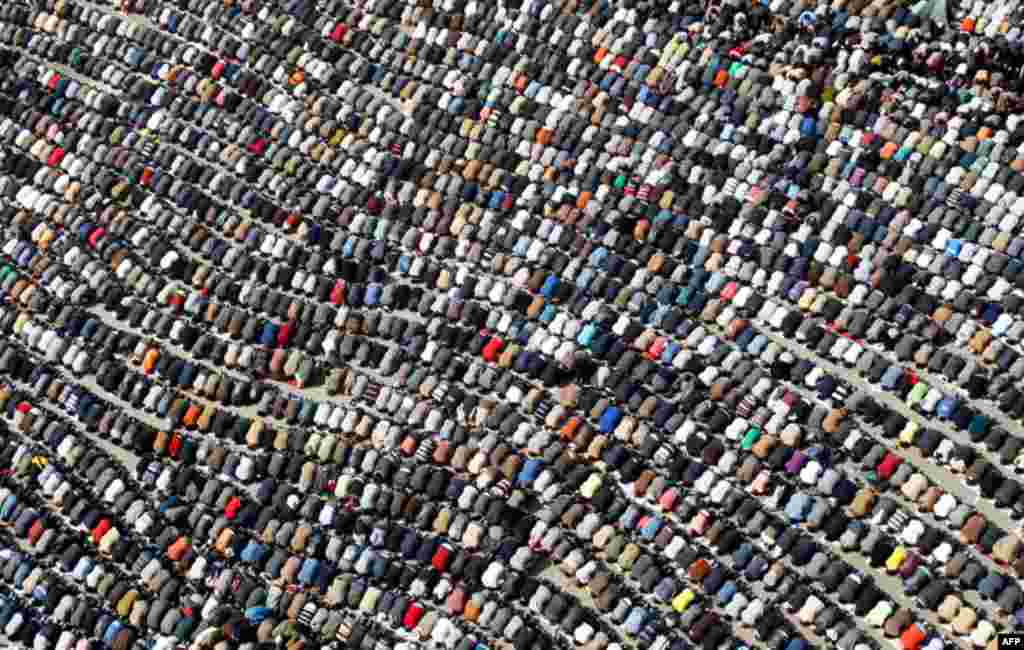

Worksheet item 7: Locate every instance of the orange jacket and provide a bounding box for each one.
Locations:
[142,349,159,374]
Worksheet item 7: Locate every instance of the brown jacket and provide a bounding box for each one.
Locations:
[951,608,978,635]
[585,435,608,461]
[704,520,725,545]
[992,534,1022,565]
[589,571,610,597]
[916,486,942,512]
[153,430,169,455]
[450,445,471,471]
[751,434,777,459]
[849,488,877,518]
[214,528,235,555]
[823,408,848,434]
[883,608,912,638]
[286,590,307,622]
[736,457,761,483]
[959,514,987,544]
[937,595,962,622]
[500,454,521,481]
[463,595,483,623]
[290,524,312,554]
[969,329,992,355]
[111,628,134,650]
[687,558,711,581]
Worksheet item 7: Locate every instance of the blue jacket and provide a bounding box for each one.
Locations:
[371,555,387,579]
[624,607,649,635]
[733,543,754,569]
[654,577,675,602]
[298,558,320,585]
[365,284,381,306]
[80,318,100,340]
[397,531,418,560]
[785,639,808,650]
[13,561,32,590]
[977,572,1006,600]
[72,556,95,582]
[0,494,17,522]
[717,580,738,604]
[619,506,641,530]
[655,284,676,306]
[640,516,663,541]
[241,541,267,564]
[245,607,273,623]
[0,596,18,628]
[703,565,725,593]
[102,620,124,646]
[577,322,598,347]
[745,556,770,581]
[599,407,623,434]
[342,237,356,258]
[516,459,544,486]
[177,362,197,387]
[13,509,38,538]
[513,351,532,374]
[539,304,557,324]
[785,494,811,522]
[729,327,755,352]
[937,396,958,419]
[653,401,675,430]
[415,539,435,565]
[577,268,595,291]
[880,366,904,390]
[260,322,279,347]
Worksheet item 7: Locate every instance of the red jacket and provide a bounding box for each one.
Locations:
[92,518,112,545]
[47,147,65,167]
[167,292,185,309]
[225,496,242,520]
[646,336,668,360]
[28,518,46,546]
[366,196,383,215]
[482,337,503,362]
[720,281,738,301]
[168,433,183,459]
[431,545,451,572]
[277,321,293,347]
[167,536,191,561]
[402,603,424,630]
[659,488,680,512]
[446,586,467,615]
[900,624,925,650]
[876,452,903,481]
[330,280,346,306]
[88,228,106,248]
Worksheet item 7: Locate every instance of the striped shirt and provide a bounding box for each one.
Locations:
[298,602,318,629]
[414,437,435,464]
